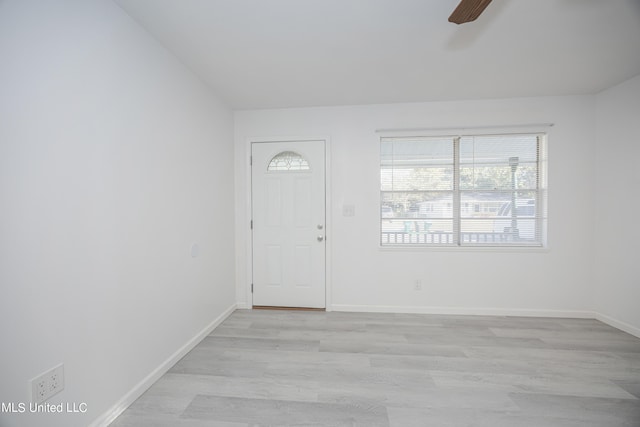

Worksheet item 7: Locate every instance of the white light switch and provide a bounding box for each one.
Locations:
[191,243,200,258]
[342,204,355,217]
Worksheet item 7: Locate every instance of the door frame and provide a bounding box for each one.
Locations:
[245,136,332,310]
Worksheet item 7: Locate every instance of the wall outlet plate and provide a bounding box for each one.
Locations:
[31,363,64,403]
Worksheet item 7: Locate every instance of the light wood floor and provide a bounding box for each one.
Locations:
[110,309,640,426]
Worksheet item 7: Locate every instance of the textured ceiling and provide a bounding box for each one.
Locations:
[115,0,640,109]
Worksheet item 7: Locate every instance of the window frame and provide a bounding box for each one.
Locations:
[379,131,548,249]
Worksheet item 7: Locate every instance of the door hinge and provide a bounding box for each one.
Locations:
[251,283,253,293]
[250,220,253,229]
[250,155,252,166]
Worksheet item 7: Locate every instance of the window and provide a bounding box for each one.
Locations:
[268,151,310,171]
[380,133,547,247]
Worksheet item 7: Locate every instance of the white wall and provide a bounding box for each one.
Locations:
[0,1,235,426]
[594,74,640,336]
[235,96,597,316]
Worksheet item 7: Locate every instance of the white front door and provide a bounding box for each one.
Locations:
[251,140,326,308]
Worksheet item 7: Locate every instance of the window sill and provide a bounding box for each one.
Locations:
[378,244,549,253]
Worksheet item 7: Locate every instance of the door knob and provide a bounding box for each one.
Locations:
[317,235,324,242]
[317,224,324,230]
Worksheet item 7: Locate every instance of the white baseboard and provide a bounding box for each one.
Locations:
[235,301,251,309]
[595,312,640,339]
[90,303,237,427]
[331,304,594,319]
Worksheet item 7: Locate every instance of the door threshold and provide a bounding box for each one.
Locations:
[252,306,326,311]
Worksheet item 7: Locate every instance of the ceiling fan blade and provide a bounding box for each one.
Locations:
[448,0,493,24]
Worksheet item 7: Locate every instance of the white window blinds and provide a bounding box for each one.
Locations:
[381,133,547,247]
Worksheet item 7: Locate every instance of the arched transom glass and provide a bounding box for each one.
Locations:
[267,151,310,171]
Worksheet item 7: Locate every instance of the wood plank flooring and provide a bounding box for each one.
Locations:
[109,309,640,426]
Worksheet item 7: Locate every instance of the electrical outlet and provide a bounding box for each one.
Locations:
[49,364,64,396]
[31,363,64,403]
[34,378,47,403]
[414,279,422,291]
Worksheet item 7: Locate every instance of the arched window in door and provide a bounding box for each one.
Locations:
[267,151,310,171]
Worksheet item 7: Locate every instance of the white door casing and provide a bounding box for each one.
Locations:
[251,140,326,308]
